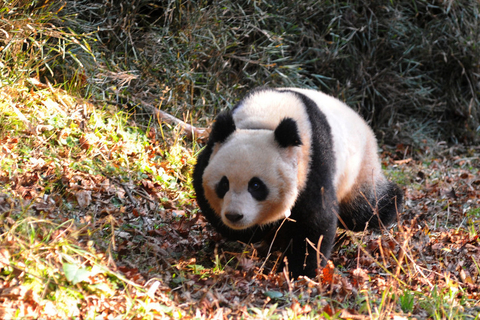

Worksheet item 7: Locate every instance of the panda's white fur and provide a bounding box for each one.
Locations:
[193,87,403,277]
[203,130,298,229]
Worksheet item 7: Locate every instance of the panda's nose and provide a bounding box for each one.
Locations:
[225,212,243,222]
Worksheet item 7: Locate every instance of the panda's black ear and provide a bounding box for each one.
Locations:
[274,117,302,148]
[209,111,236,144]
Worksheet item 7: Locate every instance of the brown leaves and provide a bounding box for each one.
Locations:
[75,190,92,209]
[350,268,369,288]
[2,73,480,318]
[0,137,18,154]
[320,260,335,285]
[0,287,42,319]
[0,249,10,269]
[290,299,312,315]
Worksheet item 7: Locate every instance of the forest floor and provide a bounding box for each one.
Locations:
[0,80,479,319]
[1,2,480,317]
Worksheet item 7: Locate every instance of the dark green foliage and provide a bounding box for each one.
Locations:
[64,0,479,145]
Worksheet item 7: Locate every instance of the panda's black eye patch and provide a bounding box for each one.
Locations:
[248,177,268,201]
[215,176,229,199]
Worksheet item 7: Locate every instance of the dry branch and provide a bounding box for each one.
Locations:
[139,100,208,141]
[93,97,209,141]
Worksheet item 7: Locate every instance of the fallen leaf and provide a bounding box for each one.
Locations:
[322,304,334,316]
[75,190,92,208]
[321,260,335,284]
[264,290,283,299]
[0,249,10,268]
[63,263,92,285]
[445,187,458,200]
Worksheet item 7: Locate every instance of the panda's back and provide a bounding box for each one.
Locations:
[231,88,383,202]
[284,88,384,201]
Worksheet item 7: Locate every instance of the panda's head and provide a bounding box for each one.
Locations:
[202,112,303,230]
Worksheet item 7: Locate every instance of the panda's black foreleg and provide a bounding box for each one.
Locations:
[285,209,338,278]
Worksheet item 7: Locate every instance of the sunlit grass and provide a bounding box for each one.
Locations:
[0,79,189,317]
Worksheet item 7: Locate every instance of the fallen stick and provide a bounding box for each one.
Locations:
[94,97,209,141]
[148,104,208,140]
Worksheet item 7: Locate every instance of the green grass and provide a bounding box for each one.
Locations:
[0,81,189,317]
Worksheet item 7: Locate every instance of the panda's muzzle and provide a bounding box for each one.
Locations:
[225,211,244,223]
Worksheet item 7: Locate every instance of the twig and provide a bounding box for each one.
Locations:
[93,161,138,207]
[119,182,138,207]
[151,104,208,140]
[92,98,208,140]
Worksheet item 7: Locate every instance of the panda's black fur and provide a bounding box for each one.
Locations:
[193,88,403,278]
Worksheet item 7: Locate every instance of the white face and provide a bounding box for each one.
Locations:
[202,130,299,230]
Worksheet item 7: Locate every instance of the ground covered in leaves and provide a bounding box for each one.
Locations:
[1,80,479,319]
[1,0,480,318]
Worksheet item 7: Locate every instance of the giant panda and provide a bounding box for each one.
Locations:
[193,87,403,278]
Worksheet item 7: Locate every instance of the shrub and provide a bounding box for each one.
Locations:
[41,0,480,145]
